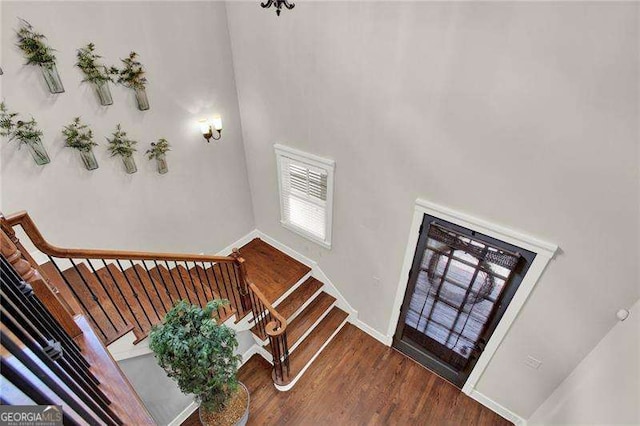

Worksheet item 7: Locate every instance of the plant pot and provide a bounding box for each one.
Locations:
[39,63,64,94]
[198,382,249,426]
[26,138,50,165]
[155,153,168,174]
[79,149,99,171]
[135,88,149,111]
[94,81,113,106]
[122,155,137,174]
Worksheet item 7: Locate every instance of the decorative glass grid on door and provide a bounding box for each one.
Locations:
[403,223,521,371]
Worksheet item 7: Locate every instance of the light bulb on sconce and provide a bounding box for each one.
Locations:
[199,116,223,142]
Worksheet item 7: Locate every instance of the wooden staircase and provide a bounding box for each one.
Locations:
[240,241,350,390]
[3,211,350,391]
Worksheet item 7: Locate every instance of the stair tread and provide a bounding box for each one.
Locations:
[95,264,153,340]
[251,277,324,340]
[169,265,203,307]
[123,265,163,326]
[40,261,83,315]
[239,238,311,305]
[149,264,183,305]
[61,263,131,345]
[191,265,237,322]
[276,306,349,386]
[204,263,244,317]
[266,291,336,353]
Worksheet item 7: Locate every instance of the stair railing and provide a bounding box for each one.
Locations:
[246,280,290,383]
[1,248,124,425]
[2,211,252,343]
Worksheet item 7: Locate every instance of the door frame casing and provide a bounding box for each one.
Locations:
[386,199,558,395]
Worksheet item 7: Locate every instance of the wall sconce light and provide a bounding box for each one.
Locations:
[199,115,222,142]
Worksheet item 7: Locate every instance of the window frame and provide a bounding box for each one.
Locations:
[274,144,335,249]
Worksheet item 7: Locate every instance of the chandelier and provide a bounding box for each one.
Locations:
[261,0,295,16]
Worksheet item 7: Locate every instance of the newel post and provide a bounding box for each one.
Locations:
[231,248,251,314]
[1,227,82,337]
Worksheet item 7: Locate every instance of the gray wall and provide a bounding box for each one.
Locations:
[226,2,639,419]
[530,299,640,425]
[1,1,255,255]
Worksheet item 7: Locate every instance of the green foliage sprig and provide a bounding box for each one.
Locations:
[0,102,43,146]
[146,138,170,160]
[149,300,241,412]
[62,117,97,152]
[0,102,18,139]
[16,19,56,67]
[118,52,147,90]
[76,43,117,85]
[107,124,137,158]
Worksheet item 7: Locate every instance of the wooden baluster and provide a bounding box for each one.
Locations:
[231,248,251,314]
[1,229,82,337]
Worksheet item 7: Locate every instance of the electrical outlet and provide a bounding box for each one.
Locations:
[525,355,542,370]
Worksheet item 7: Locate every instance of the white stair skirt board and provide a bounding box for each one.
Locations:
[252,284,325,346]
[274,315,349,392]
[108,331,153,362]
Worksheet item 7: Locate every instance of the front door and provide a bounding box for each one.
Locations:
[393,214,535,388]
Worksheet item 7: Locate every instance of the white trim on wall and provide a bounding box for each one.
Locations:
[274,144,336,250]
[469,390,527,426]
[387,198,558,397]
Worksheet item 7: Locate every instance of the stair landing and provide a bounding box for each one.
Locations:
[239,238,311,305]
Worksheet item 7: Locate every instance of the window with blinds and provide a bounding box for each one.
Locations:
[275,144,335,248]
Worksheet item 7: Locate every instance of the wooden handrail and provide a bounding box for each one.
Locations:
[4,211,236,264]
[248,281,287,336]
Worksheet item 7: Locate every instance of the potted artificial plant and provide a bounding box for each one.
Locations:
[107,124,137,174]
[76,43,117,106]
[16,18,64,94]
[117,51,149,111]
[149,300,249,426]
[146,138,170,174]
[62,117,99,170]
[0,102,50,165]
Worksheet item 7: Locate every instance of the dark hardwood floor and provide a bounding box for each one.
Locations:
[182,324,512,426]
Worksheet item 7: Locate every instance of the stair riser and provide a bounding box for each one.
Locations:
[260,301,337,361]
[237,270,314,333]
[253,285,325,346]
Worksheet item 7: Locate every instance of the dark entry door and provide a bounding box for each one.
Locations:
[393,214,535,388]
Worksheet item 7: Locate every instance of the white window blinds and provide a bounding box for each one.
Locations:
[275,145,335,248]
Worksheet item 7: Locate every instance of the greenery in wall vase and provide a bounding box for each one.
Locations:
[146,138,170,174]
[15,19,64,94]
[0,102,50,165]
[76,43,118,106]
[62,117,99,171]
[117,52,149,111]
[107,124,138,174]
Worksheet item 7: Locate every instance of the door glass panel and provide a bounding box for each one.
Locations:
[400,221,523,377]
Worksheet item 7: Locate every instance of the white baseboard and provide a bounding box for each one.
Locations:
[108,332,153,362]
[352,319,392,346]
[216,229,260,256]
[167,401,198,426]
[469,390,526,426]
